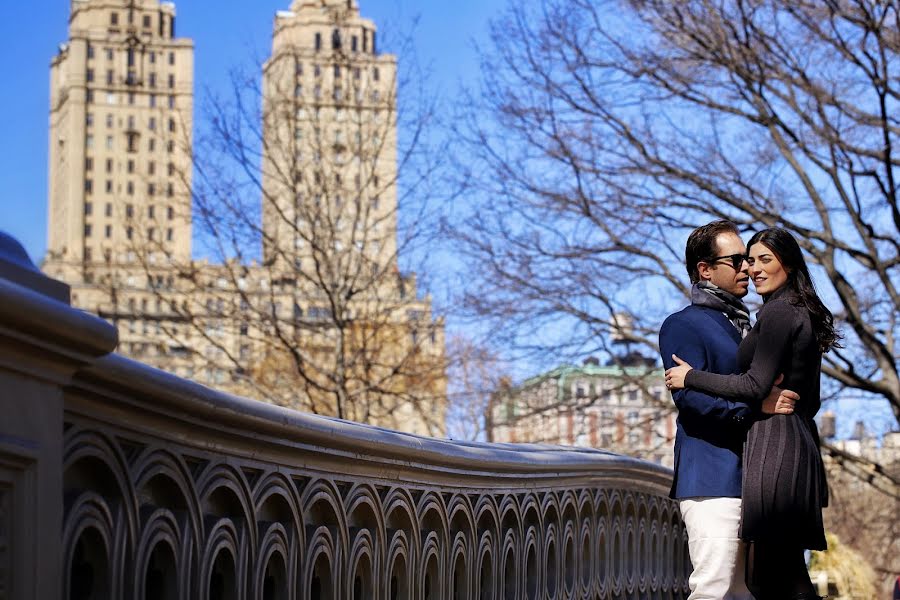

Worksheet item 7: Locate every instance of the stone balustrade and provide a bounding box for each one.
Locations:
[0,232,689,599]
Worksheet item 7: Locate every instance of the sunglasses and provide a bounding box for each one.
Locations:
[704,253,749,270]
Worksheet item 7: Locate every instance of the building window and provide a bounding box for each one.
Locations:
[84,202,93,215]
[167,206,174,220]
[168,52,175,66]
[106,70,114,85]
[105,180,113,193]
[110,12,118,25]
[166,183,174,197]
[351,36,358,52]
[149,73,156,88]
[84,247,92,261]
[128,92,135,105]
[168,95,175,109]
[85,157,93,171]
[106,92,116,105]
[86,68,94,82]
[106,113,113,128]
[148,161,155,175]
[166,228,173,241]
[334,64,341,77]
[127,115,135,129]
[373,67,380,81]
[167,162,175,176]
[149,117,156,130]
[105,203,112,217]
[106,158,113,173]
[149,94,156,108]
[105,225,112,238]
[149,51,156,64]
[148,183,155,196]
[86,90,94,103]
[149,138,156,152]
[126,226,133,240]
[315,32,322,51]
[148,227,155,240]
[126,204,133,218]
[127,47,135,67]
[143,15,151,28]
[84,179,93,193]
[84,224,92,237]
[126,181,134,195]
[127,160,134,173]
[87,43,94,59]
[148,205,155,218]
[167,140,174,153]
[168,74,174,89]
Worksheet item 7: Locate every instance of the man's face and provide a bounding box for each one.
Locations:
[698,232,750,297]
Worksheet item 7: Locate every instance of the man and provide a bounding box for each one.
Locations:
[659,220,797,600]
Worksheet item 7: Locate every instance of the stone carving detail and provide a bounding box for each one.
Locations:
[62,424,690,599]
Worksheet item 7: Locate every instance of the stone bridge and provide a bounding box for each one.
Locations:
[0,232,690,599]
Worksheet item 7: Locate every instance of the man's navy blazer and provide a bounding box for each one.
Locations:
[659,304,754,499]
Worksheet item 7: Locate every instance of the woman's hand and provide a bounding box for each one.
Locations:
[664,355,693,390]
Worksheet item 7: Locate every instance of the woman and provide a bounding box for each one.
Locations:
[665,228,839,600]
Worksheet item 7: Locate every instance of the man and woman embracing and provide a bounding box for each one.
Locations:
[660,221,837,600]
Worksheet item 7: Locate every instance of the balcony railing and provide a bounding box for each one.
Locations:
[0,231,689,599]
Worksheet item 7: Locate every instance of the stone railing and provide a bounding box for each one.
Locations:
[0,232,689,599]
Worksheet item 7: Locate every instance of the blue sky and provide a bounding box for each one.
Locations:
[0,0,504,265]
[1,1,894,441]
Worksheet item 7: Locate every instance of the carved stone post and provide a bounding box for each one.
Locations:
[0,232,117,599]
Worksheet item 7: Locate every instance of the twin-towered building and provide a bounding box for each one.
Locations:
[43,0,447,436]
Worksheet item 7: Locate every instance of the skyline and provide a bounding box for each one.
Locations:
[0,0,503,265]
[0,0,894,443]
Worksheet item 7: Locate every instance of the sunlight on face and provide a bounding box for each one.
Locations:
[747,242,789,296]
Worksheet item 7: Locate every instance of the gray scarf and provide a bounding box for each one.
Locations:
[691,282,752,338]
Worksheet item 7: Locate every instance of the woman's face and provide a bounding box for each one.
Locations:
[748,242,789,296]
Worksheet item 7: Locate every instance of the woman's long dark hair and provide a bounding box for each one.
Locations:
[747,228,842,352]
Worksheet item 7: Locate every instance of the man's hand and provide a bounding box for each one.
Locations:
[761,374,798,415]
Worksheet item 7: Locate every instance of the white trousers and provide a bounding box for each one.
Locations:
[680,497,753,600]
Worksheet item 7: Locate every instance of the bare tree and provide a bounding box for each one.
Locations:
[127,7,448,435]
[446,0,900,574]
[448,0,900,431]
[444,334,510,441]
[821,456,899,596]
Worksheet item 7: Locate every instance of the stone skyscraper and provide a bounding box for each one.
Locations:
[43,0,447,437]
[46,0,193,279]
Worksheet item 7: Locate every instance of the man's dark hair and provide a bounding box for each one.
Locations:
[685,220,740,283]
